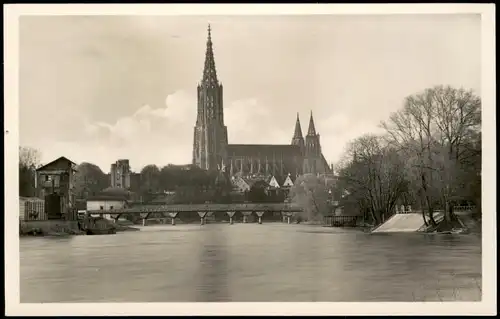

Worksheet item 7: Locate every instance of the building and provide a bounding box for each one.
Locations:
[109,159,142,192]
[192,25,332,178]
[231,175,258,193]
[86,187,132,219]
[35,156,78,220]
[110,159,131,189]
[129,172,141,192]
[231,174,287,199]
[282,173,296,188]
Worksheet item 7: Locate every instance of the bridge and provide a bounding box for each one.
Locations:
[86,203,304,225]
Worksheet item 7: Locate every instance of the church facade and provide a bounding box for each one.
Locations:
[192,26,332,178]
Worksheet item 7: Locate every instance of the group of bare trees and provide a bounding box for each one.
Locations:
[19,146,41,197]
[336,85,481,227]
[335,135,409,225]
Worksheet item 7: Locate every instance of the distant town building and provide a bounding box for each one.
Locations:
[231,174,288,197]
[110,159,131,189]
[35,156,78,220]
[130,172,141,192]
[109,159,142,192]
[267,175,281,189]
[231,175,256,193]
[86,187,132,220]
[282,173,296,188]
[192,25,333,176]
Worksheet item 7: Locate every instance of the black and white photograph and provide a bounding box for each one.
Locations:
[4,4,496,316]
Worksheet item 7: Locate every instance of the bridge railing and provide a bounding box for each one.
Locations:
[453,205,476,212]
[86,202,304,214]
[395,205,475,215]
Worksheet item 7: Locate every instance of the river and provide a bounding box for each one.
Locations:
[20,224,482,302]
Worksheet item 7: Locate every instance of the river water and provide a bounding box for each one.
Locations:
[20,224,482,302]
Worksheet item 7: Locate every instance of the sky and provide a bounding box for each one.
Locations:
[19,14,481,173]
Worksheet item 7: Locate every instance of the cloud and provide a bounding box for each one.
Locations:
[318,113,385,165]
[37,90,385,172]
[38,91,296,172]
[21,16,480,174]
[224,98,291,144]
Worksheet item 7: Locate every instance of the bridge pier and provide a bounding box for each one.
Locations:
[282,212,293,224]
[168,213,178,226]
[227,211,235,225]
[140,212,150,226]
[242,211,252,223]
[197,211,207,225]
[255,211,264,224]
[110,213,121,224]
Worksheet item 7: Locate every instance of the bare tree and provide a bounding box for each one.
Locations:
[382,85,481,227]
[337,134,408,225]
[19,146,41,197]
[19,146,41,169]
[431,86,481,222]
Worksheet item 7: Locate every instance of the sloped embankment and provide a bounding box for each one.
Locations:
[372,213,427,233]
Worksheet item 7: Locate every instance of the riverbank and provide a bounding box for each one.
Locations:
[421,212,481,235]
[20,220,140,237]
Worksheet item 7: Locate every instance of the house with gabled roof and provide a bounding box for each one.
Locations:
[36,156,78,220]
[282,173,296,188]
[231,175,263,193]
[266,175,281,189]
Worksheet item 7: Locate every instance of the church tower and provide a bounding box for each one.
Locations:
[192,25,228,170]
[291,113,305,153]
[305,111,321,157]
[303,111,322,174]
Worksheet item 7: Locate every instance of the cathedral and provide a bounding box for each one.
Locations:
[192,25,333,178]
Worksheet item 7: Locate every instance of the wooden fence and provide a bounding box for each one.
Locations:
[19,197,47,221]
[324,215,358,227]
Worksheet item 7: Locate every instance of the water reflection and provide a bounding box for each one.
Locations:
[20,224,481,302]
[195,231,230,302]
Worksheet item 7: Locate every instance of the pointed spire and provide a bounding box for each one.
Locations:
[292,112,303,139]
[307,110,317,136]
[202,23,218,86]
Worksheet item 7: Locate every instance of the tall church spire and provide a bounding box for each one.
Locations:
[291,112,305,152]
[193,24,228,171]
[307,111,317,136]
[202,24,218,86]
[293,113,303,139]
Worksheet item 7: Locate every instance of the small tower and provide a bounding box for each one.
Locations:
[305,111,321,157]
[291,112,305,153]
